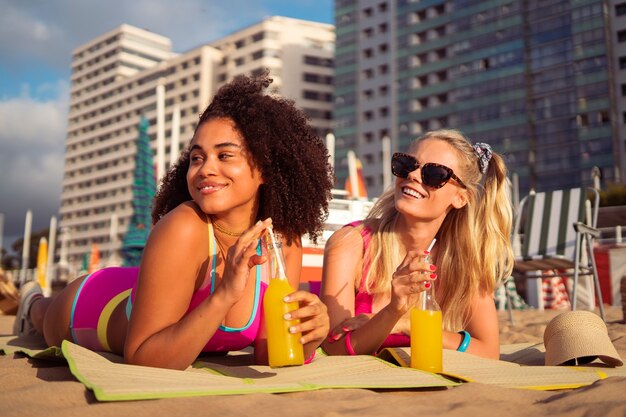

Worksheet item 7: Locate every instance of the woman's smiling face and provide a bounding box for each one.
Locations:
[186,118,264,217]
[394,138,468,223]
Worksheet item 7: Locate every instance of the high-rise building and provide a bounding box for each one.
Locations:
[59,18,334,270]
[610,0,626,184]
[334,0,623,198]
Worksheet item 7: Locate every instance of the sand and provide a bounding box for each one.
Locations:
[1,308,625,417]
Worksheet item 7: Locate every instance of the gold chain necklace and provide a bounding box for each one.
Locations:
[212,219,245,237]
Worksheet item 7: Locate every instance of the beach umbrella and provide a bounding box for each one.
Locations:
[345,151,368,199]
[88,243,100,273]
[121,116,156,266]
[36,237,47,289]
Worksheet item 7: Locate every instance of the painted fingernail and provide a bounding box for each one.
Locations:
[342,326,350,332]
[430,273,437,279]
[284,313,292,319]
[429,264,437,271]
[256,220,262,226]
[327,335,336,343]
[424,250,430,255]
[283,296,290,302]
[289,326,297,333]
[424,282,431,289]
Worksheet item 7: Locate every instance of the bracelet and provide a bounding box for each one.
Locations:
[304,351,316,364]
[457,330,471,352]
[344,331,357,355]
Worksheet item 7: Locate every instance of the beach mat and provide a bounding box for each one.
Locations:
[61,340,456,401]
[3,331,624,401]
[377,345,619,390]
[0,332,63,360]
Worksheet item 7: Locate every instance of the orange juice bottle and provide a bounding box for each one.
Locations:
[263,228,304,368]
[410,255,443,373]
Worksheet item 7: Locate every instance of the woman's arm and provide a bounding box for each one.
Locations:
[442,292,499,359]
[320,227,399,355]
[321,228,437,355]
[125,205,269,370]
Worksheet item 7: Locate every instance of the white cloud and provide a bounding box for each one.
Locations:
[0,80,68,249]
[0,0,267,72]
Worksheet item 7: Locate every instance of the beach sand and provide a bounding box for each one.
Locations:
[1,308,625,417]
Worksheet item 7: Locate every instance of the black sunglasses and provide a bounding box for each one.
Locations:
[391,152,467,189]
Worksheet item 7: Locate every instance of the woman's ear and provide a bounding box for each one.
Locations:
[452,190,469,209]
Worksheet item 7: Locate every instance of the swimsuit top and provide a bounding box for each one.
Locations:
[349,221,410,349]
[128,221,268,352]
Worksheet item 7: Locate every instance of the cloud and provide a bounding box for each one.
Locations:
[0,0,267,74]
[0,80,68,250]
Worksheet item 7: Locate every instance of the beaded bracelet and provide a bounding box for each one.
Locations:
[457,330,471,352]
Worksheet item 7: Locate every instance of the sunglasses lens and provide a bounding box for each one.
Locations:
[422,164,451,188]
[391,154,416,178]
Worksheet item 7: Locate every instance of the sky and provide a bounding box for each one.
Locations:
[0,0,334,254]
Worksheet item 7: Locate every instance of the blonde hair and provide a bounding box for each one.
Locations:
[358,129,514,331]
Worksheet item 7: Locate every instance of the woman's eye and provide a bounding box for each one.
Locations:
[190,155,203,163]
[218,153,234,160]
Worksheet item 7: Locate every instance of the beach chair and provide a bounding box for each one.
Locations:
[511,187,605,321]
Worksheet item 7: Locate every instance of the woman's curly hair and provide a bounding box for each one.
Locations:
[152,72,334,244]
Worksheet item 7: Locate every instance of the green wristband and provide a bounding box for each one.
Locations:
[457,330,471,352]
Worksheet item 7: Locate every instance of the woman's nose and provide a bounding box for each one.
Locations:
[199,157,218,176]
[407,166,422,183]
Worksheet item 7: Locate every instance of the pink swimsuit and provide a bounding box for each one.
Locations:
[70,222,268,352]
[349,221,410,349]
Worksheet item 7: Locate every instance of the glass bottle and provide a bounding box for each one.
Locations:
[410,254,443,373]
[263,227,304,367]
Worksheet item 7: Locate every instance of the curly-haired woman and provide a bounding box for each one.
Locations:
[13,73,334,369]
[321,129,513,359]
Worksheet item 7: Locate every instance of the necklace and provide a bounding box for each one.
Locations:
[212,219,245,237]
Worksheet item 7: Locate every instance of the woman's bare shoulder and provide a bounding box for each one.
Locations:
[149,202,208,244]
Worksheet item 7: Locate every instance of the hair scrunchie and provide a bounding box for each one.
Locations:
[472,142,492,174]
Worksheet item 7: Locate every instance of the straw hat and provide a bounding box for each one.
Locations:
[543,310,623,367]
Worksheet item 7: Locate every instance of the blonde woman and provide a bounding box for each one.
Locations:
[320,129,513,359]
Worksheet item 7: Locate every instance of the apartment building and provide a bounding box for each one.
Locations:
[610,0,626,184]
[59,18,334,270]
[334,0,622,197]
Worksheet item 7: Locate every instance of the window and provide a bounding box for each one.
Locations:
[251,32,264,42]
[621,84,626,96]
[235,39,245,49]
[304,55,333,67]
[619,29,626,43]
[251,50,263,60]
[616,2,626,16]
[620,56,626,69]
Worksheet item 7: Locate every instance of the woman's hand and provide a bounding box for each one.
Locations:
[388,250,437,315]
[283,290,329,351]
[326,313,372,343]
[217,218,273,304]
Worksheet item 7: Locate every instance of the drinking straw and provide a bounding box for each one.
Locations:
[422,238,437,309]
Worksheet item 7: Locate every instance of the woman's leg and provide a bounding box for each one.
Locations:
[39,276,86,347]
